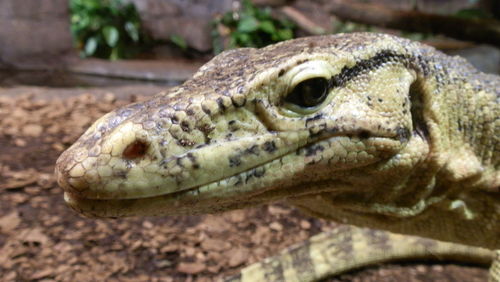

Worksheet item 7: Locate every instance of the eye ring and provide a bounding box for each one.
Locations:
[284,77,329,110]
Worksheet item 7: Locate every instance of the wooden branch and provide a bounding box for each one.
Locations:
[279,6,326,35]
[326,0,500,46]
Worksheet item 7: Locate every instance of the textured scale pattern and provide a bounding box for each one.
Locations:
[55,33,499,281]
[225,225,494,282]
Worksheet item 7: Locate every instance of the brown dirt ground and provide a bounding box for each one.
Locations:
[0,88,489,281]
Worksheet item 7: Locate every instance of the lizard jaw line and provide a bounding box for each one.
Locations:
[63,135,402,217]
[67,131,402,200]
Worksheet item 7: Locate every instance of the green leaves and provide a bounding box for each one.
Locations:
[170,35,188,50]
[103,26,119,47]
[455,8,491,19]
[84,37,98,56]
[125,22,139,42]
[212,0,296,53]
[237,17,259,33]
[70,0,150,60]
[258,20,275,34]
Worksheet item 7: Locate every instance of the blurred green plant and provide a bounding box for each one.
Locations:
[455,8,492,19]
[70,0,150,60]
[212,0,296,54]
[169,34,188,51]
[332,21,372,34]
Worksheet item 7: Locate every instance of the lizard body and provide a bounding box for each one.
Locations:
[226,225,494,281]
[55,33,499,280]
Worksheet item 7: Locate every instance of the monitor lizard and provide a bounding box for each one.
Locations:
[54,33,499,281]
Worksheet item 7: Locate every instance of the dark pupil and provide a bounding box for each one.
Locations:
[285,77,329,108]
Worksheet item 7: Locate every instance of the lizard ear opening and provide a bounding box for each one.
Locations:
[409,81,429,140]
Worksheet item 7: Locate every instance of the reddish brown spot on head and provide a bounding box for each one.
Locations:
[123,140,149,160]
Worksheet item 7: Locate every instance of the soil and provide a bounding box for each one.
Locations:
[0,87,489,281]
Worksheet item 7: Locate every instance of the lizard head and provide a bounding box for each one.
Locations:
[55,33,432,217]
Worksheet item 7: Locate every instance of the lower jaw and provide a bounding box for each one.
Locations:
[63,189,271,218]
[64,136,401,218]
[63,166,366,218]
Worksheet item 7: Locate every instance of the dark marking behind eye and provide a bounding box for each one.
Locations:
[330,50,409,88]
[123,140,148,160]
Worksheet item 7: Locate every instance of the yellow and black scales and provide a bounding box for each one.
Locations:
[55,33,499,281]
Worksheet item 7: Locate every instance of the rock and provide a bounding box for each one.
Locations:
[30,268,54,280]
[269,221,283,231]
[126,0,233,52]
[146,17,213,52]
[0,211,21,233]
[0,0,73,68]
[126,0,181,17]
[268,205,291,215]
[22,124,43,137]
[201,238,231,251]
[448,45,500,75]
[14,138,27,147]
[176,262,206,274]
[300,219,311,229]
[226,248,250,267]
[19,228,50,245]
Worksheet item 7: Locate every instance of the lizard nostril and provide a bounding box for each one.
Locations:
[359,130,371,139]
[123,140,149,160]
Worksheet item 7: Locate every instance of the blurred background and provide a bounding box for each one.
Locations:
[0,1,499,281]
[0,0,499,88]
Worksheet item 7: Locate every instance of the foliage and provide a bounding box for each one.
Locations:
[400,31,432,42]
[212,0,296,54]
[455,8,492,19]
[332,21,372,34]
[70,0,150,60]
[170,35,188,51]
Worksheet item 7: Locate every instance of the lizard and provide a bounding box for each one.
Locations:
[54,32,499,281]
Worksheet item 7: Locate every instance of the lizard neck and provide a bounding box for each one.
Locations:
[415,57,499,193]
[288,52,500,249]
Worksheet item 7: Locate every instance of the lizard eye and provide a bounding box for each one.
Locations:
[284,77,329,109]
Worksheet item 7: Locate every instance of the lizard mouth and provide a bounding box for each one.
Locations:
[62,133,404,218]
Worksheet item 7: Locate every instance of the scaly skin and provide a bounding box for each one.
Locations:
[225,225,495,282]
[55,33,499,280]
